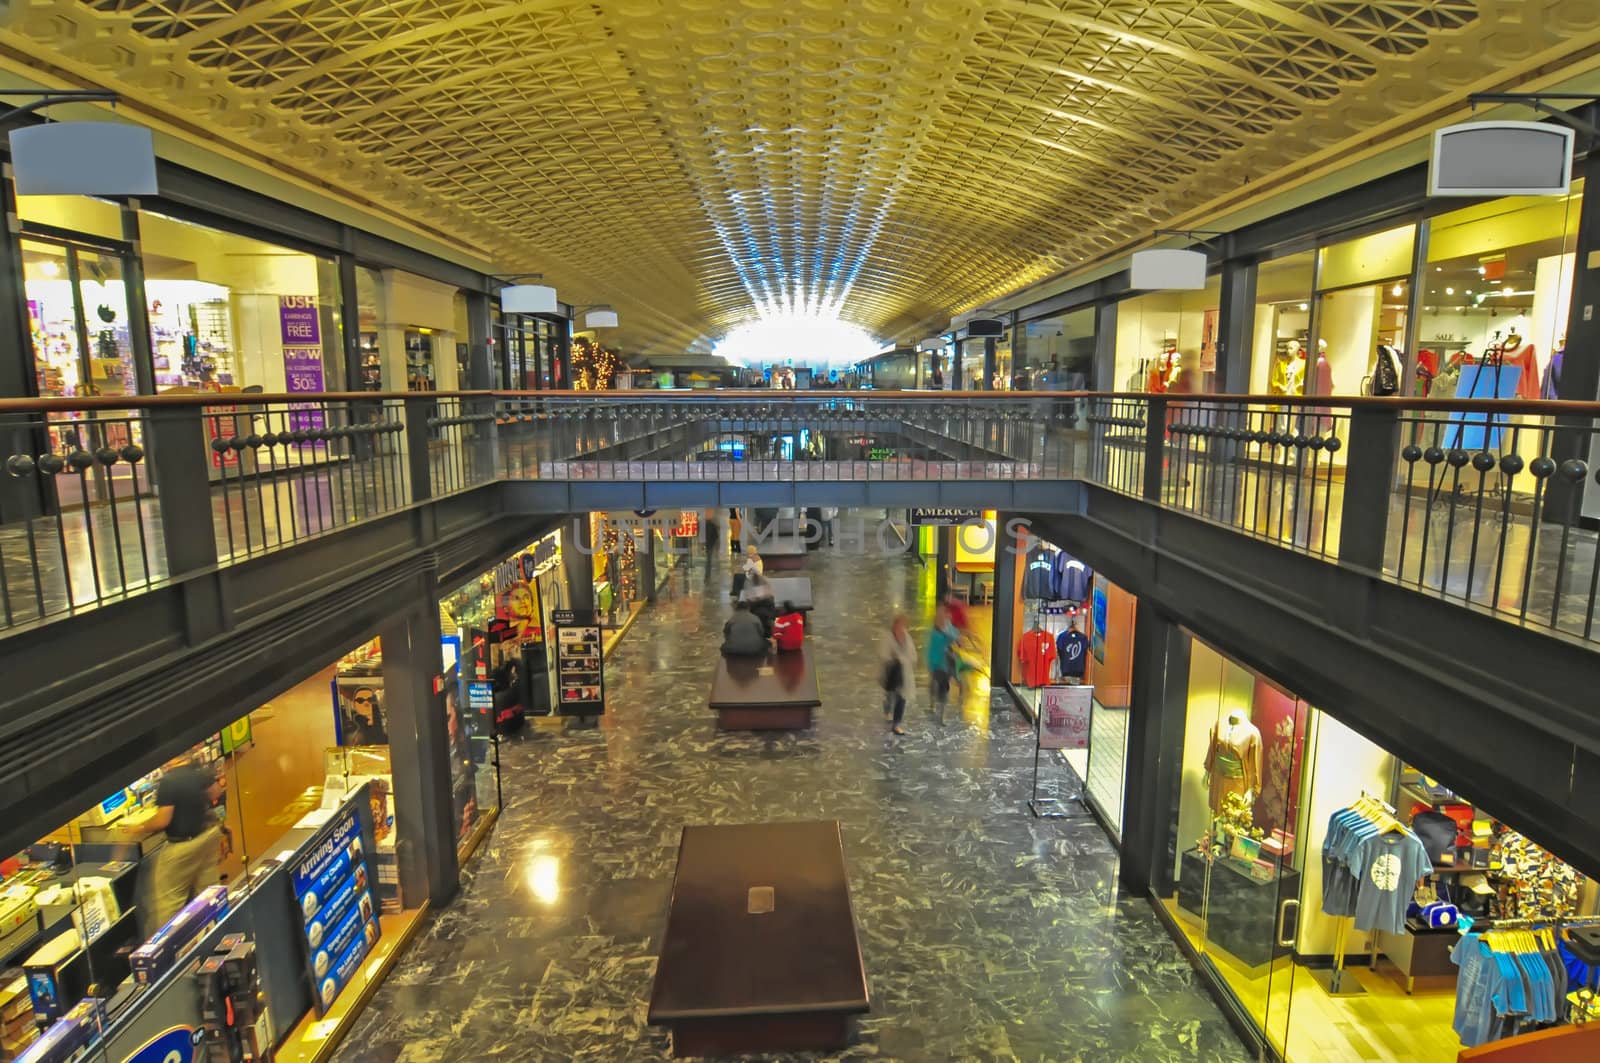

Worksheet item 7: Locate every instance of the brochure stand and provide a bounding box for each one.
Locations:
[1028,684,1094,820]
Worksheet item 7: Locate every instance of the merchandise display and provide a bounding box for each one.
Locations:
[1202,711,1261,814]
[1016,626,1056,688]
[1056,623,1089,681]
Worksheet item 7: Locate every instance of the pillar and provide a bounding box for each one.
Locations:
[562,513,597,613]
[637,526,658,602]
[953,338,964,391]
[1214,260,1256,394]
[1092,302,1117,392]
[982,335,997,390]
[1548,129,1600,522]
[989,513,1020,681]
[0,172,44,519]
[379,604,461,907]
[1117,608,1188,894]
[934,523,953,599]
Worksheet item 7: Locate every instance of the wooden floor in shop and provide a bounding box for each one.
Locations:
[1161,898,1463,1063]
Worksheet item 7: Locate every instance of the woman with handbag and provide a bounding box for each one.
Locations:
[880,615,917,735]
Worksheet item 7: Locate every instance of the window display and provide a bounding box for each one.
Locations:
[1115,278,1220,395]
[1310,224,1415,398]
[1252,252,1314,396]
[1014,308,1094,390]
[1159,635,1600,1061]
[138,211,343,395]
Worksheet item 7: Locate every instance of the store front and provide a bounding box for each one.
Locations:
[1115,278,1221,395]
[1154,633,1600,1062]
[1014,307,1095,390]
[1001,526,1136,836]
[0,619,486,1063]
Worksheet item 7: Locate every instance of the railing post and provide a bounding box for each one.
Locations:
[472,394,499,482]
[1142,397,1167,501]
[403,396,434,503]
[146,406,221,576]
[1336,405,1400,571]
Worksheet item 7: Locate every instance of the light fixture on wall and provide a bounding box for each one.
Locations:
[500,274,559,314]
[3,89,158,196]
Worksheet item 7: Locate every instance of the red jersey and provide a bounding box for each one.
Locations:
[1017,630,1057,688]
[772,612,805,651]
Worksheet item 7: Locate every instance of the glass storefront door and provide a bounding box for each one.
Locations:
[22,236,146,506]
[1167,637,1312,1058]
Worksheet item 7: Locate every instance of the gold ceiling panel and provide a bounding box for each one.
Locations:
[4,1,1591,351]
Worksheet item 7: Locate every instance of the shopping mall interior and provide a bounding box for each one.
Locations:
[6,3,1600,1062]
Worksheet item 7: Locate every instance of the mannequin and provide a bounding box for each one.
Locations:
[1203,710,1262,814]
[1287,342,1307,395]
[1368,343,1401,397]
[1313,338,1333,396]
[1497,328,1541,400]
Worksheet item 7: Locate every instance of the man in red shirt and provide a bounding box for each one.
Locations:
[772,604,805,651]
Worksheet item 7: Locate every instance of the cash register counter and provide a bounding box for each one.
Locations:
[28,786,380,1060]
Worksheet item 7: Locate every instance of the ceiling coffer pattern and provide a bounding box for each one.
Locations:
[6,0,1580,351]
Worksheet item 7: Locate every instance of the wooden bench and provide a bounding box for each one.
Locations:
[709,644,820,730]
[648,821,870,1057]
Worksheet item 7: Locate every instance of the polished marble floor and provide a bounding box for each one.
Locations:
[335,549,1249,1062]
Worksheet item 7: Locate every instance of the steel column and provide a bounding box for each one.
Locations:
[1214,260,1255,394]
[1117,606,1187,895]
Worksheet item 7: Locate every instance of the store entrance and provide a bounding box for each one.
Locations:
[20,232,148,508]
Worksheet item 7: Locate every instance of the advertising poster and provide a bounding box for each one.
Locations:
[333,677,386,746]
[551,609,605,716]
[1038,685,1093,751]
[1091,585,1108,664]
[280,295,326,437]
[291,809,381,1015]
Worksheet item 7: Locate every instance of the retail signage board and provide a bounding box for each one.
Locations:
[1038,685,1092,751]
[1090,585,1108,664]
[290,807,381,1016]
[1131,248,1207,290]
[1444,365,1521,451]
[1430,121,1573,197]
[552,610,605,716]
[909,508,983,526]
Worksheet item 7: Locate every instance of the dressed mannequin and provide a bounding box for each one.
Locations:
[1496,329,1541,400]
[1203,710,1262,814]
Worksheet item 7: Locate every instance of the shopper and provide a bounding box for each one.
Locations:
[721,601,770,656]
[129,756,225,933]
[741,572,778,635]
[772,602,805,651]
[880,615,917,735]
[732,542,761,598]
[728,508,743,557]
[927,603,960,725]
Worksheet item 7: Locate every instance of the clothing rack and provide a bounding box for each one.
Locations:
[1470,916,1600,930]
[1318,792,1406,998]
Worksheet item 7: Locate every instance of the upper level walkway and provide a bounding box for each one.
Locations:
[2,388,1596,648]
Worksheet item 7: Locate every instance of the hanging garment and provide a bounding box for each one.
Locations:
[1501,343,1541,400]
[1017,629,1057,687]
[1056,628,1089,679]
[1543,349,1564,401]
[1203,716,1261,813]
[1021,545,1057,600]
[1052,553,1092,603]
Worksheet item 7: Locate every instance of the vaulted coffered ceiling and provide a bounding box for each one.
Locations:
[4,1,1600,352]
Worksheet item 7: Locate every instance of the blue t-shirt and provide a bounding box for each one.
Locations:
[1056,629,1089,678]
[927,623,959,674]
[1350,831,1432,935]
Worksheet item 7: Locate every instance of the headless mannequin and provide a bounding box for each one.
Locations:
[1203,709,1263,814]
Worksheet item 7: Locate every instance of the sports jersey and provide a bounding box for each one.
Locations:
[1021,546,1057,600]
[772,612,805,651]
[1056,629,1089,679]
[1053,554,1092,603]
[1017,630,1057,687]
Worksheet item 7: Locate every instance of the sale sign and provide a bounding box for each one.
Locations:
[281,297,326,438]
[1038,685,1092,751]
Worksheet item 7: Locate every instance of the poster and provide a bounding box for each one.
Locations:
[551,609,605,716]
[1090,585,1108,663]
[1038,685,1093,751]
[333,676,387,746]
[290,809,380,1015]
[280,296,326,437]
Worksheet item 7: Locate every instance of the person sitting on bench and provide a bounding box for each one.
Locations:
[721,601,771,657]
[772,602,805,651]
[741,573,778,636]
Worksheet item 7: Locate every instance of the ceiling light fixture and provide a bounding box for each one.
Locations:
[716,304,880,369]
[500,274,558,314]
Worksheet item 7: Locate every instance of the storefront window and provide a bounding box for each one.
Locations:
[1115,278,1220,394]
[2,640,438,1061]
[1016,308,1095,390]
[1158,635,1600,1060]
[356,267,384,390]
[137,211,342,395]
[22,239,137,402]
[1310,224,1416,397]
[1251,251,1314,395]
[1084,574,1134,835]
[1416,183,1582,401]
[15,194,124,241]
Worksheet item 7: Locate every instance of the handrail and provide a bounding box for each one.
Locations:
[3,389,1600,417]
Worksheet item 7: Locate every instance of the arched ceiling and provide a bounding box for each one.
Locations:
[4,1,1598,352]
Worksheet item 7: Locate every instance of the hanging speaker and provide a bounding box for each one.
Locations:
[1429,121,1573,196]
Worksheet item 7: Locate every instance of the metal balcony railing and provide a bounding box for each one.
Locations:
[1,389,1597,648]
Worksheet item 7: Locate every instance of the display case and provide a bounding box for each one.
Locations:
[1177,848,1301,968]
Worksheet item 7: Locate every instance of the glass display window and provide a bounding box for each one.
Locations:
[1416,183,1583,402]
[22,239,137,403]
[138,211,342,394]
[356,266,386,391]
[1114,278,1220,396]
[1156,636,1600,1061]
[1016,308,1095,390]
[1251,251,1314,396]
[1310,224,1417,397]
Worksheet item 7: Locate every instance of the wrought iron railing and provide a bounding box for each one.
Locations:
[2,389,1598,646]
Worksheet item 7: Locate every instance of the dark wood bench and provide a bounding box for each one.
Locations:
[648,821,870,1057]
[757,534,808,571]
[765,576,812,613]
[709,644,820,730]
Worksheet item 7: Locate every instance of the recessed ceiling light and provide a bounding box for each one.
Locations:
[1445,287,1454,295]
[1435,266,1443,272]
[1391,284,1403,296]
